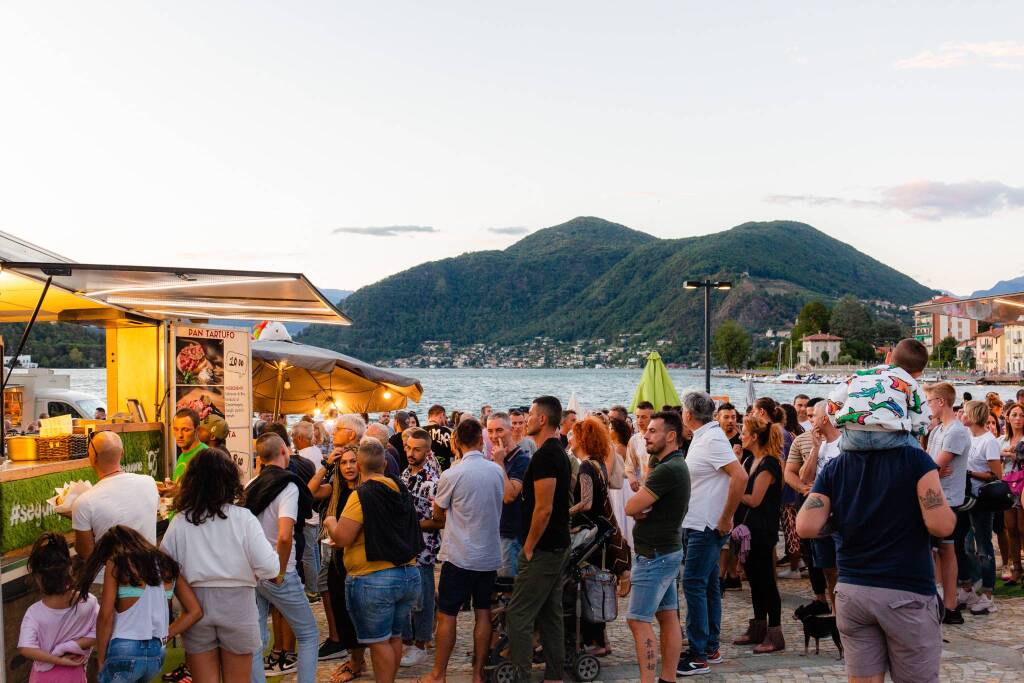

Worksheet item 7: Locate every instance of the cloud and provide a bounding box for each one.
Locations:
[766,180,1024,221]
[895,41,1024,70]
[486,226,529,235]
[332,225,438,237]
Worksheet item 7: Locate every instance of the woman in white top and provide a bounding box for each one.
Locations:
[608,417,635,546]
[161,447,279,682]
[962,401,1003,614]
[77,526,202,683]
[999,403,1024,583]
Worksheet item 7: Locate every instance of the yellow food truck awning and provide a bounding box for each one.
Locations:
[913,292,1024,325]
[0,263,351,326]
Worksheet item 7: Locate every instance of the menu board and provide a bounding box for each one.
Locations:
[172,325,253,480]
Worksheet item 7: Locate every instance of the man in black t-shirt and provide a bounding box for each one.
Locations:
[506,396,571,682]
[425,404,455,470]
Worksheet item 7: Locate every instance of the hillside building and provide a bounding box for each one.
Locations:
[799,332,843,366]
[974,327,1004,374]
[1004,325,1024,374]
[913,296,977,355]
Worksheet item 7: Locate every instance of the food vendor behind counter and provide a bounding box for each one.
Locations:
[157,408,207,497]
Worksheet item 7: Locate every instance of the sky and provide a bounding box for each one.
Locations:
[2,1,1023,296]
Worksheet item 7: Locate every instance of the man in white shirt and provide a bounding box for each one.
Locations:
[421,418,504,683]
[798,400,842,608]
[626,401,655,491]
[244,433,318,683]
[71,431,159,579]
[291,421,323,597]
[677,392,748,676]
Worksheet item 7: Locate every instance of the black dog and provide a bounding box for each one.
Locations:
[796,613,843,659]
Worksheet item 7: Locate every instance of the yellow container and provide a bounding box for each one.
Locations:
[7,436,38,461]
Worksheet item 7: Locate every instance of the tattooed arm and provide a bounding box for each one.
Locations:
[795,492,831,539]
[916,470,955,538]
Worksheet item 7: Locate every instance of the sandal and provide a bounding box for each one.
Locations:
[331,660,363,683]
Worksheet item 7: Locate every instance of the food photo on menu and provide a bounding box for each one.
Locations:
[175,337,225,385]
[175,386,225,422]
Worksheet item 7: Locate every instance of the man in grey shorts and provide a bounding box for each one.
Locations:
[797,440,956,682]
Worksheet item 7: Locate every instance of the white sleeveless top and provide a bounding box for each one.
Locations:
[111,583,170,641]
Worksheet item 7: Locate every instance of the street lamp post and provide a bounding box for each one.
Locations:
[684,279,733,394]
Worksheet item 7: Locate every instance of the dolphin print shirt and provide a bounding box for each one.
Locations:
[827,364,931,436]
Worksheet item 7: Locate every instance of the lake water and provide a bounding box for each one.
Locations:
[60,367,1023,415]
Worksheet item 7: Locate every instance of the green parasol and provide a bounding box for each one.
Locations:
[630,351,682,412]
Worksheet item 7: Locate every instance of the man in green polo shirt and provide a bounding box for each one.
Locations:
[158,408,206,495]
[624,410,690,683]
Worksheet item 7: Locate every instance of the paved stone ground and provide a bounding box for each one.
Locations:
[285,571,1024,682]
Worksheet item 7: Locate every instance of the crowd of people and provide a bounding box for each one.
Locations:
[15,341,1024,683]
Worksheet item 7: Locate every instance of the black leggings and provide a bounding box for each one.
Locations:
[327,553,361,649]
[801,539,827,596]
[744,543,781,627]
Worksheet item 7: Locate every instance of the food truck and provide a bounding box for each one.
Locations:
[0,231,350,680]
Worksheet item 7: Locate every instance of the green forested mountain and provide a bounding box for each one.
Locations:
[297,217,935,361]
[0,322,104,367]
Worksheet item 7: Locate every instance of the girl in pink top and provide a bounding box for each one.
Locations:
[18,533,99,683]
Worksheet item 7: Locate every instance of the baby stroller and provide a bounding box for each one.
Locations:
[487,518,616,683]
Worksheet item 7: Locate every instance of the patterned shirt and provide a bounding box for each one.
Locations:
[828,364,931,436]
[401,463,440,566]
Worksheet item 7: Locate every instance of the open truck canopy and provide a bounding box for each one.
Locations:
[913,291,1024,325]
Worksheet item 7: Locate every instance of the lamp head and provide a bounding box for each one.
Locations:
[713,281,732,290]
[683,280,701,290]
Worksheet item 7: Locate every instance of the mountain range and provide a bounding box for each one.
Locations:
[969,276,1024,299]
[297,217,936,362]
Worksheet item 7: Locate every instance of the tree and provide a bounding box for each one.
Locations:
[934,335,959,365]
[791,300,831,350]
[68,347,84,365]
[713,320,752,371]
[829,295,874,345]
[821,349,830,364]
[873,318,904,345]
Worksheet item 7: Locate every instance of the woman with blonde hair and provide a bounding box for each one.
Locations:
[732,415,785,654]
[961,400,1002,613]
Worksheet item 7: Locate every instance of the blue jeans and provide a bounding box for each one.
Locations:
[402,563,436,642]
[252,571,319,683]
[840,429,921,451]
[98,637,164,683]
[301,524,321,594]
[499,537,522,577]
[683,527,723,659]
[345,565,421,644]
[967,508,996,590]
[625,548,683,622]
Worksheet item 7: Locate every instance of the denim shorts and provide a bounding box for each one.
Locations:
[345,565,421,644]
[626,547,684,622]
[499,537,522,577]
[99,637,164,683]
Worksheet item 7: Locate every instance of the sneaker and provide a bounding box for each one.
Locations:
[677,650,710,676]
[956,588,979,611]
[706,648,723,664]
[307,591,321,603]
[970,595,997,615]
[262,652,280,676]
[942,607,965,625]
[776,568,800,579]
[162,665,190,682]
[318,639,348,661]
[400,646,429,667]
[267,652,297,677]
